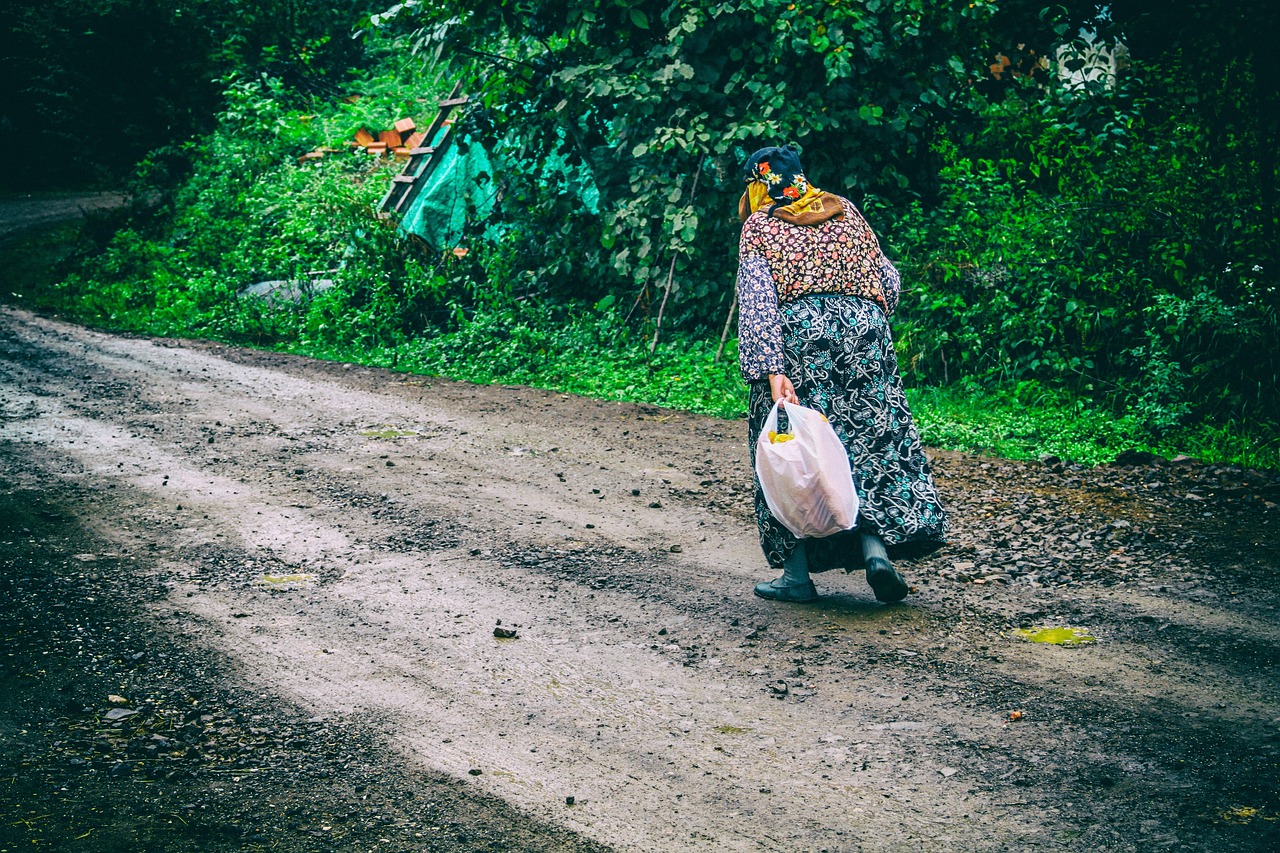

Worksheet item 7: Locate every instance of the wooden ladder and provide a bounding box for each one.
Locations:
[378,82,470,216]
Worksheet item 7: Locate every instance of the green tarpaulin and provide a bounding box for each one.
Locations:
[398,130,599,248]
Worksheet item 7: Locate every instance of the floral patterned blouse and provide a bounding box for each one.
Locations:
[737,195,901,382]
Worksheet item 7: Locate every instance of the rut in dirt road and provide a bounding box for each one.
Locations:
[1,306,1278,852]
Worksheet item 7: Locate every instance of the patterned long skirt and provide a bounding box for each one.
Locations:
[747,295,948,572]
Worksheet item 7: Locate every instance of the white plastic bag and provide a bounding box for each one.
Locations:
[755,401,859,539]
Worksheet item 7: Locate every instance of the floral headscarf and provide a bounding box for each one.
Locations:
[739,145,842,225]
[744,146,809,203]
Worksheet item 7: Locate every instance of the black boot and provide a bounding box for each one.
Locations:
[862,533,908,603]
[865,557,909,603]
[755,547,818,603]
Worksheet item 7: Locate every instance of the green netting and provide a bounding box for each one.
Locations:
[398,130,599,248]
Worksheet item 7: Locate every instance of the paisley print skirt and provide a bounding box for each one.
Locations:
[747,295,948,572]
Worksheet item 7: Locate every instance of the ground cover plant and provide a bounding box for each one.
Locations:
[4,0,1277,471]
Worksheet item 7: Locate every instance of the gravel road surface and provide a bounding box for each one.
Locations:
[2,307,1277,851]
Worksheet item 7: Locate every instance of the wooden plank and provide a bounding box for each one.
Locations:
[392,128,455,214]
[415,82,465,155]
[378,81,466,216]
[354,127,375,147]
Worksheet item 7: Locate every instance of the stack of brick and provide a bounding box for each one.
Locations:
[298,118,427,163]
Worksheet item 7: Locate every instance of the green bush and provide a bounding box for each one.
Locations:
[887,73,1279,432]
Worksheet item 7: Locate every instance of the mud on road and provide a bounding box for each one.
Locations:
[1,306,1278,852]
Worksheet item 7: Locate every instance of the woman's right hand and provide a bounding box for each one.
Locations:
[768,373,799,406]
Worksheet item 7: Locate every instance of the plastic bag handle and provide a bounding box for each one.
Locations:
[762,400,782,436]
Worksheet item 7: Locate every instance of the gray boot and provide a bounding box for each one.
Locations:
[862,533,908,603]
[755,546,818,603]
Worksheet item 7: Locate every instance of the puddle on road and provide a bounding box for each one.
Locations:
[1015,626,1096,646]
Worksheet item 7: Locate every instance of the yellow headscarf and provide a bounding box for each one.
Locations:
[739,181,840,225]
[739,146,845,226]
[745,181,774,217]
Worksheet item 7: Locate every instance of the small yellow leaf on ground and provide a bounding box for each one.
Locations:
[1014,626,1096,646]
[1220,806,1260,824]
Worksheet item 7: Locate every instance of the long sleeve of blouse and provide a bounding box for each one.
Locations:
[736,254,786,383]
[879,254,901,316]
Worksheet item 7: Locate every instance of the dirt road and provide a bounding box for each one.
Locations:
[0,194,130,243]
[2,306,1278,851]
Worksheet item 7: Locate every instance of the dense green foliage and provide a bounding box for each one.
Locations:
[5,1,1278,468]
[355,0,1279,429]
[0,0,369,190]
[893,85,1278,434]
[365,0,1021,320]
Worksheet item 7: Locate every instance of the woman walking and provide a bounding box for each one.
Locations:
[736,145,947,603]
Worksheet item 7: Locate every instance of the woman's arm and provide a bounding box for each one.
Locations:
[736,255,787,385]
[879,254,901,316]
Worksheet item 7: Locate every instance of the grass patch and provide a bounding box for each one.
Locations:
[5,219,1274,471]
[274,302,748,420]
[267,303,1279,471]
[911,384,1280,470]
[4,218,1275,474]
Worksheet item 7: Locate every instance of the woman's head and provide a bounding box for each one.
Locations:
[743,145,809,203]
[739,145,840,225]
